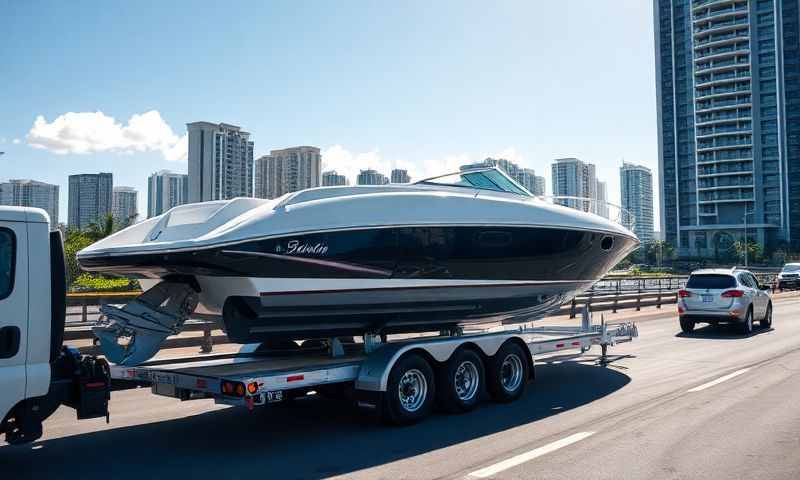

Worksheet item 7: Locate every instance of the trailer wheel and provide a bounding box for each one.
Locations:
[382,353,435,425]
[437,348,485,413]
[487,342,528,403]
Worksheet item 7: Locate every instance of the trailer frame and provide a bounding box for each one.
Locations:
[109,310,637,420]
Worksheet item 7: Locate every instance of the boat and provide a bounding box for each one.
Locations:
[77,167,639,365]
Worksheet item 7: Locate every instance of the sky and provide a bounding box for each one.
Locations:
[0,0,659,227]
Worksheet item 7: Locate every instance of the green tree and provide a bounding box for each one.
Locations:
[733,239,763,264]
[64,230,94,285]
[85,213,115,241]
[643,240,675,266]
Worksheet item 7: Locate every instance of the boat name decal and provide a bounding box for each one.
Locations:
[276,240,329,256]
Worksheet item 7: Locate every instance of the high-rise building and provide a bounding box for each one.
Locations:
[68,173,112,230]
[655,0,800,256]
[112,186,138,228]
[551,158,597,212]
[322,170,348,186]
[357,169,389,185]
[255,146,321,199]
[620,162,655,243]
[0,179,59,227]
[187,122,254,202]
[532,175,546,196]
[595,179,609,219]
[390,169,411,183]
[147,170,189,217]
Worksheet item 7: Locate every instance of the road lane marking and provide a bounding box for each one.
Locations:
[468,431,595,478]
[687,368,751,393]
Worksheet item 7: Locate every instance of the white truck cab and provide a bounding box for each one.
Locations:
[0,206,109,445]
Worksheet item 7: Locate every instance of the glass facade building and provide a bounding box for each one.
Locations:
[655,0,800,257]
[620,162,656,243]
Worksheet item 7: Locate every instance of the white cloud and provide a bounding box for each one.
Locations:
[12,138,20,144]
[26,110,186,162]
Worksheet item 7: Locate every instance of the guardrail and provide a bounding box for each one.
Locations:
[65,272,784,354]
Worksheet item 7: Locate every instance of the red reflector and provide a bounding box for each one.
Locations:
[222,382,233,394]
[287,375,305,382]
[571,341,580,346]
[235,384,246,396]
[556,343,565,348]
[722,289,744,298]
[678,290,692,298]
[196,379,207,389]
[247,382,258,394]
[84,382,105,389]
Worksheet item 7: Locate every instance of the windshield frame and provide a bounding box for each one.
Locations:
[415,167,533,197]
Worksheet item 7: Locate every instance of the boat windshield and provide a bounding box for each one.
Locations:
[416,168,531,196]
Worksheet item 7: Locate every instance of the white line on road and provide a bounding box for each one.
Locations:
[468,431,595,478]
[687,368,751,393]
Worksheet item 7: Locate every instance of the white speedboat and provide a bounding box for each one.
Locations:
[78,168,639,365]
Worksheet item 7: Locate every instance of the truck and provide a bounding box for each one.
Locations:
[1,206,637,444]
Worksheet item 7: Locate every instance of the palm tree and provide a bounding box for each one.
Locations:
[85,213,115,241]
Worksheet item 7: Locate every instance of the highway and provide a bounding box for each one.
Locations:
[4,295,800,479]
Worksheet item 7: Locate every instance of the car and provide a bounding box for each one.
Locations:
[777,263,800,290]
[677,268,772,335]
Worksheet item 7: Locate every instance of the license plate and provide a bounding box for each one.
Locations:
[702,295,714,303]
[266,390,283,403]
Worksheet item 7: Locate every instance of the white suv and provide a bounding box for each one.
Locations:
[678,268,772,335]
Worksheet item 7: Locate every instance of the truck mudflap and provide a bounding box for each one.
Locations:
[2,347,111,445]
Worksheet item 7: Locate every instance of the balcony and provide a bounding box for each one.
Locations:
[697,168,753,177]
[696,153,752,164]
[694,17,750,37]
[698,191,754,202]
[694,30,749,47]
[696,110,751,125]
[695,98,752,114]
[695,59,750,75]
[694,39,749,56]
[695,70,751,87]
[695,85,751,99]
[697,139,752,152]
[694,3,748,22]
[696,126,752,138]
[693,0,741,10]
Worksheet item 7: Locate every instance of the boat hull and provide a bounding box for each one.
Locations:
[80,225,639,341]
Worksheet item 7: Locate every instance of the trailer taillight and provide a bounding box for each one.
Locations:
[247,382,258,394]
[221,381,247,397]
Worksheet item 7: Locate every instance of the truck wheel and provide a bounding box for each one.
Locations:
[740,308,754,335]
[436,348,485,413]
[487,342,529,403]
[679,317,695,334]
[382,353,435,425]
[760,303,773,329]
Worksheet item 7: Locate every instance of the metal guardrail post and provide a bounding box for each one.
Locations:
[569,298,577,319]
[657,278,662,309]
[81,300,88,323]
[201,328,213,353]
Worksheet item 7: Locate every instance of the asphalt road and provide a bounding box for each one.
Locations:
[4,297,800,479]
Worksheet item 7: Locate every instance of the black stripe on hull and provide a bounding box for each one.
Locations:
[79,225,638,283]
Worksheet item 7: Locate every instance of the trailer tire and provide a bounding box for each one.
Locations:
[436,348,485,413]
[382,353,435,425]
[487,342,529,403]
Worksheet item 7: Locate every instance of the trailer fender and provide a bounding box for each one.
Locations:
[356,333,515,392]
